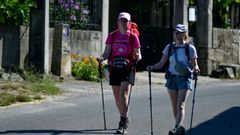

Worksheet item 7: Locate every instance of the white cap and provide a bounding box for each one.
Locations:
[118,12,131,21]
[175,24,188,32]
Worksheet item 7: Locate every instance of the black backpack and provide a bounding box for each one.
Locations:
[165,42,193,73]
[165,42,195,78]
[167,42,191,60]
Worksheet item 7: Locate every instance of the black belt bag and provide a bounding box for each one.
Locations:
[112,57,129,70]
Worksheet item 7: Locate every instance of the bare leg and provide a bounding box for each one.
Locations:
[119,81,131,117]
[112,82,131,118]
[112,85,121,113]
[168,89,178,119]
[114,82,131,133]
[175,89,190,127]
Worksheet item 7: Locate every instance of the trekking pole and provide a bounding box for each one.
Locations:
[98,61,107,130]
[148,69,153,135]
[189,72,198,135]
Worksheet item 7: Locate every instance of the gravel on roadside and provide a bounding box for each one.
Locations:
[56,71,221,96]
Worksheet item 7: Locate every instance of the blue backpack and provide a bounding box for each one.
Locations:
[167,42,191,60]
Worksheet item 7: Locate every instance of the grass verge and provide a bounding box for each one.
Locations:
[0,69,62,107]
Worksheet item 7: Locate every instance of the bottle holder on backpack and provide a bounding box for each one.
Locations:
[175,61,190,75]
[175,62,193,78]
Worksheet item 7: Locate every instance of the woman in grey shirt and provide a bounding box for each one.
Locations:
[147,24,200,135]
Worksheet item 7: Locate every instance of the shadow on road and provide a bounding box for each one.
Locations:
[0,107,239,135]
[185,107,240,135]
[0,128,118,135]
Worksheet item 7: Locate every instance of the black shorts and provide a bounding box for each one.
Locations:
[109,67,131,86]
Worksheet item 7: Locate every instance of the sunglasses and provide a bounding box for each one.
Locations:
[176,31,185,35]
[119,18,129,22]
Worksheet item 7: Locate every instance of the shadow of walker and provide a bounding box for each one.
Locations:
[0,128,117,135]
[185,107,240,135]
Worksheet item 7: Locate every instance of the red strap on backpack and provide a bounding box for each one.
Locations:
[129,22,140,37]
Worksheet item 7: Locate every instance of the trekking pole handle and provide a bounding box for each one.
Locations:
[96,57,103,79]
[148,69,151,86]
[98,62,103,79]
[193,72,198,80]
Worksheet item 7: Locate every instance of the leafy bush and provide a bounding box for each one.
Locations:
[189,0,240,28]
[213,0,234,28]
[0,0,37,25]
[71,55,100,81]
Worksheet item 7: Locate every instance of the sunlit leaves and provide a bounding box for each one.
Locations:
[0,0,37,25]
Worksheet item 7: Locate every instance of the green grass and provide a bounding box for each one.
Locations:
[33,95,43,100]
[0,68,62,107]
[31,80,61,95]
[16,95,32,102]
[0,93,16,106]
[234,76,240,80]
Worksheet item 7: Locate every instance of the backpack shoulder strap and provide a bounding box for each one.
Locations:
[184,43,190,60]
[129,32,135,50]
[128,33,137,64]
[110,30,118,44]
[108,30,118,62]
[166,43,174,71]
[168,42,175,58]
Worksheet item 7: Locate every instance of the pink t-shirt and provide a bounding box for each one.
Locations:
[105,30,140,66]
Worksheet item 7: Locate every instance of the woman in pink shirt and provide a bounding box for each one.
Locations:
[97,12,142,133]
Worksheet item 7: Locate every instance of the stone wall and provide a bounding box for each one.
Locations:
[46,28,102,73]
[69,30,102,57]
[1,25,239,77]
[0,26,102,73]
[211,28,240,71]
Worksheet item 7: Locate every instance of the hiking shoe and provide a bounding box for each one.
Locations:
[118,117,129,129]
[169,127,179,135]
[169,126,185,135]
[116,128,127,134]
[179,126,185,135]
[116,117,129,134]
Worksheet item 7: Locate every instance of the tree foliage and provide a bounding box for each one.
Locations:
[213,0,240,28]
[0,0,37,25]
[189,0,240,28]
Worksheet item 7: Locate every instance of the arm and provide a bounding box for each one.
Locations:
[97,44,111,61]
[133,48,142,61]
[189,44,200,73]
[191,58,200,73]
[150,54,168,70]
[102,44,111,60]
[131,34,142,61]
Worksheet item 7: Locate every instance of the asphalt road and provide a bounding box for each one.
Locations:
[0,73,239,135]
